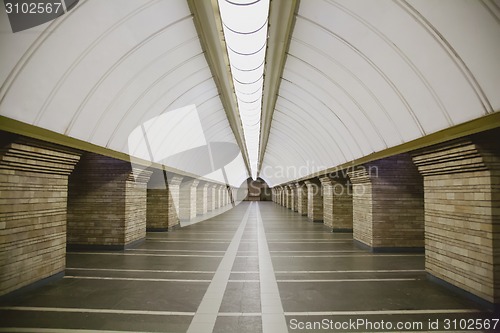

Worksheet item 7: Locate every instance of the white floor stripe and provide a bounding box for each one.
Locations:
[275,269,425,274]
[0,306,194,316]
[227,280,260,283]
[270,250,364,253]
[145,240,229,244]
[66,268,215,274]
[276,278,418,283]
[256,203,288,333]
[0,307,480,318]
[146,238,232,241]
[64,276,211,283]
[283,309,481,315]
[271,254,424,258]
[0,329,151,333]
[126,249,226,253]
[217,312,261,317]
[266,239,354,241]
[68,252,223,258]
[187,203,252,333]
[267,241,352,244]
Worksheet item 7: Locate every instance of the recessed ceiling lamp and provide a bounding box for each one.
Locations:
[218,0,270,180]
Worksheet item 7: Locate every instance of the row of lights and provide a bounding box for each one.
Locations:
[218,0,270,180]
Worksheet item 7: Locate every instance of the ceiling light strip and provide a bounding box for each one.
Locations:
[218,0,270,179]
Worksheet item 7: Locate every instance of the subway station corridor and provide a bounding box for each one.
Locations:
[1,0,500,332]
[0,202,493,332]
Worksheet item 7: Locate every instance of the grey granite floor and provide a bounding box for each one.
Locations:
[0,202,496,332]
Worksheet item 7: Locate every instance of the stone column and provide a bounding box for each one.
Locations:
[296,182,308,216]
[222,186,228,206]
[208,184,217,211]
[289,184,297,211]
[146,170,179,231]
[0,139,80,296]
[67,153,153,250]
[197,182,209,215]
[305,179,323,222]
[179,179,199,220]
[292,184,299,212]
[412,135,500,304]
[284,185,291,209]
[320,176,353,231]
[218,185,224,208]
[347,153,424,251]
[167,175,183,225]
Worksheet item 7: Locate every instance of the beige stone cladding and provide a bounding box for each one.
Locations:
[347,154,424,250]
[0,138,80,295]
[320,176,353,231]
[412,134,500,303]
[146,170,179,231]
[67,153,152,248]
[179,179,199,220]
[295,183,308,216]
[197,183,209,215]
[305,179,323,222]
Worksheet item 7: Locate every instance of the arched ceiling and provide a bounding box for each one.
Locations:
[260,0,500,186]
[0,0,248,187]
[1,0,499,188]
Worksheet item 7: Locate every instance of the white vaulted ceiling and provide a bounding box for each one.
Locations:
[0,0,248,186]
[260,0,500,185]
[1,0,499,187]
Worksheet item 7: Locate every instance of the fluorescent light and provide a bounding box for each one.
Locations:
[218,0,270,180]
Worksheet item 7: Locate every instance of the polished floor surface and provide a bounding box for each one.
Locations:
[0,202,495,332]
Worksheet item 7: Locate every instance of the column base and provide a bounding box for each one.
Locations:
[427,273,498,312]
[0,271,64,302]
[147,224,180,232]
[67,237,145,251]
[331,228,353,233]
[354,240,424,253]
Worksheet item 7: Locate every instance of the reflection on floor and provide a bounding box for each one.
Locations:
[0,202,495,332]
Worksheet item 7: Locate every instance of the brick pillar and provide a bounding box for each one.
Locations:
[289,184,297,211]
[412,135,500,303]
[283,185,291,209]
[292,184,299,212]
[320,176,353,231]
[179,179,199,220]
[296,182,308,216]
[0,139,80,296]
[197,183,209,215]
[146,170,179,231]
[67,153,152,249]
[167,175,183,224]
[222,186,228,206]
[347,154,424,251]
[305,180,323,222]
[220,186,225,206]
[208,184,216,211]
